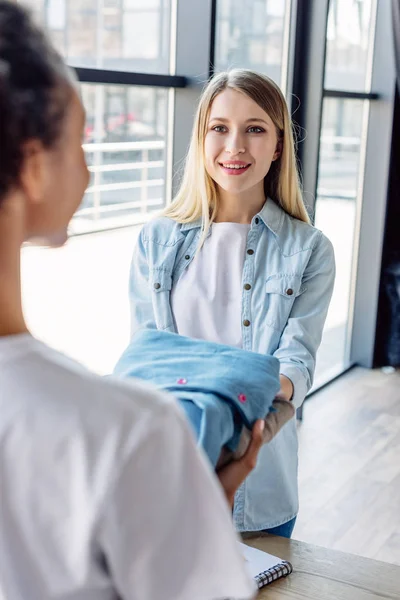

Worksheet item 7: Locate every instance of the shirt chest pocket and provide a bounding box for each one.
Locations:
[150,269,175,330]
[264,275,306,331]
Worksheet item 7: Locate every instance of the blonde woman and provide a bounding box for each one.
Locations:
[128,69,335,537]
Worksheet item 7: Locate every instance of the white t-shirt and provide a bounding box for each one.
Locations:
[0,334,255,600]
[171,222,250,347]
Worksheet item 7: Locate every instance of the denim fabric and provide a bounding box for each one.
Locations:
[263,517,297,539]
[127,198,335,531]
[114,329,281,467]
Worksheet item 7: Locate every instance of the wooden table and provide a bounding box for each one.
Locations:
[243,534,400,599]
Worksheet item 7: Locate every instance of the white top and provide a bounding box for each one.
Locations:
[171,222,250,347]
[0,334,255,600]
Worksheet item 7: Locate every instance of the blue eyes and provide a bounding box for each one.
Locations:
[212,125,227,133]
[211,125,265,134]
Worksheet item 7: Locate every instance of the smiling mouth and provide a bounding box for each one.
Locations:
[219,162,251,174]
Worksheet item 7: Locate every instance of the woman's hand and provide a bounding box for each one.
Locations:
[279,374,294,401]
[216,419,265,509]
[216,393,296,508]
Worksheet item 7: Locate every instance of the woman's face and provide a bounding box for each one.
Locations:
[25,88,89,246]
[204,88,280,199]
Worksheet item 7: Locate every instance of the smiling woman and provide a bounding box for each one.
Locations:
[125,68,336,538]
[204,88,281,221]
[163,69,309,246]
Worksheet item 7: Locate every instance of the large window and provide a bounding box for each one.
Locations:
[22,227,139,374]
[325,0,375,91]
[22,0,176,234]
[72,84,169,234]
[313,0,378,386]
[23,0,172,73]
[20,0,177,373]
[314,98,367,383]
[214,0,291,87]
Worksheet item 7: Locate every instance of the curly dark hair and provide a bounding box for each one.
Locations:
[0,1,74,204]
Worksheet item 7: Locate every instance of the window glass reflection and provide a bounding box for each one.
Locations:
[325,0,375,91]
[314,98,366,385]
[214,0,288,85]
[71,84,169,235]
[23,0,172,73]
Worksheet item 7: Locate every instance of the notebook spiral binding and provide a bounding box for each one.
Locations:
[254,560,293,588]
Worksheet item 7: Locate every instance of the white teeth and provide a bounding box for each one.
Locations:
[221,163,249,170]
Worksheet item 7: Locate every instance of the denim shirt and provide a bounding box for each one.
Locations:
[114,329,281,468]
[128,198,335,531]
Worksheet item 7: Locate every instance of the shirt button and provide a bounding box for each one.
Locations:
[286,288,294,296]
[244,283,251,290]
[247,249,254,255]
[185,255,190,260]
[154,283,161,290]
[243,319,251,327]
[255,217,259,224]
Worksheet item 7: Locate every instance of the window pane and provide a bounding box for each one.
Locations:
[21,83,169,373]
[71,84,169,235]
[23,0,172,73]
[314,98,367,385]
[22,226,141,374]
[325,0,375,91]
[214,0,288,85]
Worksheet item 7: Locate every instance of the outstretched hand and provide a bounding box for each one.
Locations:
[216,419,265,508]
[216,395,296,508]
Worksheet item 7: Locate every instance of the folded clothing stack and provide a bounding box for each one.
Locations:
[114,329,282,467]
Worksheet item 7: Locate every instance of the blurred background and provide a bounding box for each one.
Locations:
[20,0,397,385]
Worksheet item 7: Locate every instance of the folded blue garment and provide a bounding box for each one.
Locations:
[114,330,281,467]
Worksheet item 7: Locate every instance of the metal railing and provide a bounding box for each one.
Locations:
[70,140,166,234]
[70,135,361,235]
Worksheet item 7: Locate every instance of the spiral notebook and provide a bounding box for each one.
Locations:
[239,542,293,589]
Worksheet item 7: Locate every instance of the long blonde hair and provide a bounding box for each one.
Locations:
[163,69,310,242]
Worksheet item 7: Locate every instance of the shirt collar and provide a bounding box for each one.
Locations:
[180,219,202,231]
[178,198,285,234]
[257,198,285,236]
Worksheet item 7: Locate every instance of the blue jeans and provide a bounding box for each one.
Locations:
[264,517,296,539]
